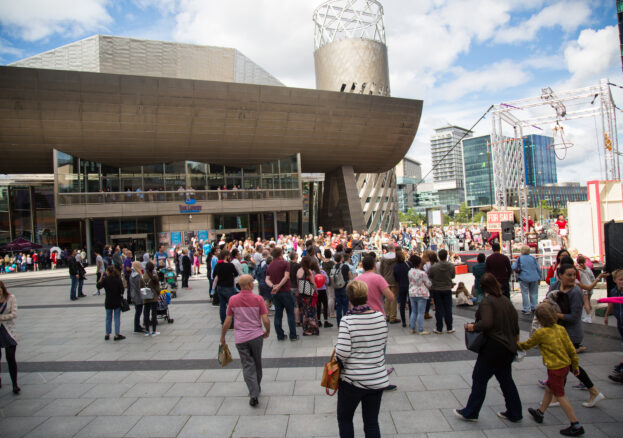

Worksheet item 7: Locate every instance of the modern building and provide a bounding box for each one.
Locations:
[507,182,587,209]
[395,157,422,212]
[430,125,471,211]
[313,0,405,231]
[523,134,557,186]
[462,135,494,207]
[0,31,422,254]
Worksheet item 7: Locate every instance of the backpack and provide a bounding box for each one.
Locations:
[330,263,346,289]
[256,260,268,287]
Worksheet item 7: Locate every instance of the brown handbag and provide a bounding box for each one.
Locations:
[320,348,340,396]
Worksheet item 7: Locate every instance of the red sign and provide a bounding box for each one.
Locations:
[487,211,514,231]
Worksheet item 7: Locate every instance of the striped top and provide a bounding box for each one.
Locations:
[335,311,389,390]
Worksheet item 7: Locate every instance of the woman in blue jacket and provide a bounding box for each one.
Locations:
[512,245,542,314]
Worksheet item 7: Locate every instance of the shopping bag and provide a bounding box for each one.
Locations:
[218,343,233,367]
[320,349,340,396]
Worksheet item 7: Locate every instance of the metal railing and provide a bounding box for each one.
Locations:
[57,189,301,206]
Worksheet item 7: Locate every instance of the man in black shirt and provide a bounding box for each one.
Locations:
[212,249,239,324]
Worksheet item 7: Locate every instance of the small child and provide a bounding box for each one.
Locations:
[517,303,584,437]
[454,282,474,306]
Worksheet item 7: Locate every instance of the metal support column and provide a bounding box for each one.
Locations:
[85,218,93,265]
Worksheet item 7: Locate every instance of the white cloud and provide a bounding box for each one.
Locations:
[494,1,592,44]
[0,0,112,41]
[564,25,620,87]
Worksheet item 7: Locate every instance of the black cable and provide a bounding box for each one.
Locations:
[416,105,494,185]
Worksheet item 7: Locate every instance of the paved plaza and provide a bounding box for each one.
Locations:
[0,268,622,438]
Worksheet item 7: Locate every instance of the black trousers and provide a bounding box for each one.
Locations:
[316,290,328,321]
[0,346,18,387]
[143,302,158,332]
[572,343,594,389]
[398,287,411,324]
[337,379,383,438]
[431,290,453,332]
[181,271,190,288]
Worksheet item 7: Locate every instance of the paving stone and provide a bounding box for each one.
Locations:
[217,395,268,416]
[391,409,452,434]
[23,416,94,438]
[125,415,189,438]
[233,414,289,437]
[287,414,338,437]
[74,415,141,438]
[126,396,180,415]
[159,369,203,383]
[406,389,461,410]
[1,398,52,417]
[177,415,239,438]
[78,397,138,416]
[208,381,252,396]
[537,423,609,438]
[0,416,47,438]
[81,383,133,398]
[123,382,173,398]
[422,374,470,390]
[36,397,94,416]
[169,396,224,415]
[40,383,95,399]
[266,395,315,414]
[164,382,213,397]
[483,427,548,438]
[84,371,131,383]
[427,432,487,438]
[259,380,295,396]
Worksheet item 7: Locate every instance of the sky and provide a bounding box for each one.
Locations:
[1,0,622,184]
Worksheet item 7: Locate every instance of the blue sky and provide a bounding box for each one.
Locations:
[1,0,621,182]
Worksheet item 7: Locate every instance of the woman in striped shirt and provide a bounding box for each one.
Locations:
[335,280,388,438]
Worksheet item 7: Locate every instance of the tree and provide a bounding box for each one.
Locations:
[455,202,470,223]
[399,208,425,225]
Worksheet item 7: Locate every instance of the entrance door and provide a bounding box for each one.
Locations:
[110,234,148,260]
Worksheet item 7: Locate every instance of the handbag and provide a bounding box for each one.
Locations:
[218,343,233,367]
[514,256,522,275]
[465,329,486,353]
[298,278,314,297]
[120,298,130,312]
[320,348,340,396]
[140,287,154,300]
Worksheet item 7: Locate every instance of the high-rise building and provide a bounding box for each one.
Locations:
[395,158,422,212]
[462,135,494,207]
[430,125,471,211]
[523,134,557,186]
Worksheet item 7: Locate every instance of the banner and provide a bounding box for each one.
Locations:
[487,211,514,231]
[197,230,208,242]
[170,232,182,246]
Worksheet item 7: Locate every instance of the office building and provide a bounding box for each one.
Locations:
[523,134,557,186]
[430,125,471,211]
[462,135,494,207]
[395,157,422,212]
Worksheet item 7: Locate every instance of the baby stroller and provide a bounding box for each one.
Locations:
[165,268,178,298]
[157,290,174,324]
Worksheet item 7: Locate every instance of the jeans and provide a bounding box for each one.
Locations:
[273,291,298,340]
[520,281,539,312]
[337,379,383,438]
[459,354,522,421]
[0,346,18,387]
[236,334,264,399]
[70,276,78,299]
[134,304,143,331]
[409,296,427,332]
[431,290,453,332]
[105,307,121,335]
[217,286,238,324]
[335,287,348,326]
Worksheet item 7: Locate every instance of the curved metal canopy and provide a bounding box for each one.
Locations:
[0,66,422,174]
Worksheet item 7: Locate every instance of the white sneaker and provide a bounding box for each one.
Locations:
[144,332,150,337]
[582,315,592,323]
[270,305,275,311]
[151,331,160,337]
[582,392,605,408]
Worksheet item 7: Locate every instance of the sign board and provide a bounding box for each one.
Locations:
[158,232,170,246]
[487,211,514,231]
[179,205,202,214]
[170,232,182,246]
[197,230,208,242]
[426,207,443,226]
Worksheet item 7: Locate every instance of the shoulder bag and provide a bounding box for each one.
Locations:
[298,277,315,297]
[320,348,340,396]
[120,297,130,312]
[465,327,486,353]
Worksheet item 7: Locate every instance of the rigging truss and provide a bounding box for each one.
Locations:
[491,78,620,241]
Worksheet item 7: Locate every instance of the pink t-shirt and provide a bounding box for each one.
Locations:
[226,290,267,344]
[357,272,389,314]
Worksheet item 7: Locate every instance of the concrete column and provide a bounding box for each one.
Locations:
[273,211,278,238]
[206,213,215,230]
[85,218,93,265]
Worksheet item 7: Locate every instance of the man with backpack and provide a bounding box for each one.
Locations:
[331,252,352,327]
[266,248,298,341]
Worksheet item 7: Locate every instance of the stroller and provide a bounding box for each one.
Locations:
[157,290,174,324]
[165,268,178,298]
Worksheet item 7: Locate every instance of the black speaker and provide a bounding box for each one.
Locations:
[604,220,623,293]
[501,221,515,241]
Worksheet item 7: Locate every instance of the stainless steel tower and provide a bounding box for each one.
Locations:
[313,0,399,232]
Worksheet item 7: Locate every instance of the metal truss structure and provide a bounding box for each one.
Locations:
[313,0,386,50]
[491,78,620,241]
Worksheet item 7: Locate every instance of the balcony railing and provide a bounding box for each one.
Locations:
[57,189,301,206]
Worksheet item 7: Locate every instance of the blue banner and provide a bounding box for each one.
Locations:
[170,232,182,246]
[197,230,208,242]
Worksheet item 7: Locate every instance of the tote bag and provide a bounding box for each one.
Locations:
[465,330,486,353]
[320,349,340,396]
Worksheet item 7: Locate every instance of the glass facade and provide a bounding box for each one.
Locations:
[463,135,494,207]
[524,134,557,186]
[54,150,300,198]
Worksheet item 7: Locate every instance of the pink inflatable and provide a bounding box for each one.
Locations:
[597,297,623,304]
